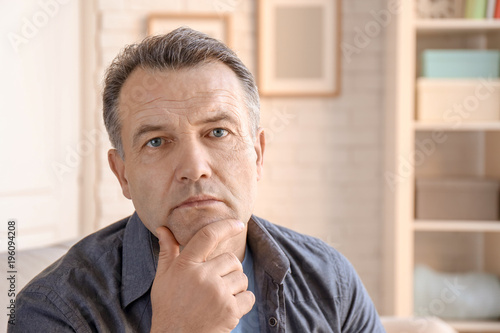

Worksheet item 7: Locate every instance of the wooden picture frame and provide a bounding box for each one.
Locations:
[257,0,342,97]
[147,13,233,48]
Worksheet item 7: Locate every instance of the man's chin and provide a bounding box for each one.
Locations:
[167,209,234,246]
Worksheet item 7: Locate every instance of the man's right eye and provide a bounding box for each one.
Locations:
[146,138,162,148]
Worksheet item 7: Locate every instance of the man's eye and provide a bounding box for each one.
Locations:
[146,138,163,148]
[210,128,228,138]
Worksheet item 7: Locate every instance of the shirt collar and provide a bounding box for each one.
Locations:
[247,215,290,284]
[121,212,158,308]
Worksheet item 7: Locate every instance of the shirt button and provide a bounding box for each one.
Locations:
[268,317,278,327]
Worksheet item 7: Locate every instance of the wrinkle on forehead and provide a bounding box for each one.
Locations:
[133,90,240,114]
[129,88,246,129]
[130,96,244,130]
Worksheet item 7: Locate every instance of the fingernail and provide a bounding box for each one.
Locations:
[236,221,245,229]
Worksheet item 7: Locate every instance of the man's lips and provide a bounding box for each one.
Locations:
[174,195,223,210]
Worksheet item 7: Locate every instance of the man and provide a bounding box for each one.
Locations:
[10,27,385,332]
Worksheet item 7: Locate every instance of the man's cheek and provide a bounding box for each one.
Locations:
[130,177,156,207]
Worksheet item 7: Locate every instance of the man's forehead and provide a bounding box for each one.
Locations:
[129,102,244,126]
[117,63,248,130]
[122,89,244,126]
[118,63,244,118]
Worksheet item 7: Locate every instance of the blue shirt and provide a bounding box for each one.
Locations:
[232,245,259,332]
[9,213,385,332]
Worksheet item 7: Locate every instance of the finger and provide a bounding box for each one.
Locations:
[222,270,248,296]
[234,291,255,318]
[182,219,245,262]
[156,226,180,275]
[205,252,243,277]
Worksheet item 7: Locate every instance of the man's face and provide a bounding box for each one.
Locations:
[108,62,265,248]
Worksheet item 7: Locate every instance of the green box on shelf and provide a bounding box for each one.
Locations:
[422,50,500,78]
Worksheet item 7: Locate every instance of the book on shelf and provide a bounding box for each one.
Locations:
[465,0,488,18]
[496,0,500,18]
[487,0,497,18]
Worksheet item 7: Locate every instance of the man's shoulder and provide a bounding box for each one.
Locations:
[250,216,385,332]
[20,216,130,294]
[252,215,345,263]
[252,215,357,295]
[11,216,135,331]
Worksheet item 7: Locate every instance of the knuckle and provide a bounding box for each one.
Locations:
[228,318,240,330]
[224,300,237,315]
[212,280,227,299]
[240,272,249,288]
[192,270,207,286]
[222,252,240,267]
[197,264,216,283]
[248,291,256,305]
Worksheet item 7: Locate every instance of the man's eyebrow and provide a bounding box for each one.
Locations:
[192,111,239,126]
[132,124,167,147]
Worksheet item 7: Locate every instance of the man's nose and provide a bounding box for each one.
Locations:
[174,139,212,183]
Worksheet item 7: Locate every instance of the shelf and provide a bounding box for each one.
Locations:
[385,4,500,318]
[414,121,500,131]
[414,220,500,232]
[417,19,500,34]
[447,320,500,332]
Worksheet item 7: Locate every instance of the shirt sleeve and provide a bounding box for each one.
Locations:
[7,285,88,333]
[338,255,386,333]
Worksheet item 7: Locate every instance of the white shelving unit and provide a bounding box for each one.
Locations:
[414,220,500,232]
[384,2,500,332]
[414,121,500,131]
[417,19,500,33]
[448,321,500,332]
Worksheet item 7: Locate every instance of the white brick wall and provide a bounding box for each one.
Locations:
[91,0,387,312]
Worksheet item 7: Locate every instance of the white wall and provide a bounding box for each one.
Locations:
[87,0,387,312]
[0,0,80,250]
[0,0,81,328]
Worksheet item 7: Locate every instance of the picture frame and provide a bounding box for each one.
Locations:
[257,0,341,97]
[147,13,233,48]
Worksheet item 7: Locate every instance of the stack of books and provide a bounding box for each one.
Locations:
[465,0,500,19]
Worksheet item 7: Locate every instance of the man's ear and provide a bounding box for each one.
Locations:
[108,149,132,199]
[254,128,265,181]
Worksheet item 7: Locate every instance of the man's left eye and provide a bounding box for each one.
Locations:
[210,128,228,138]
[146,138,163,147]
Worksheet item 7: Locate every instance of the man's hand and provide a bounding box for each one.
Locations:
[150,220,255,333]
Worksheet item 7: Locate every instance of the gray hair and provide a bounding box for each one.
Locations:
[102,27,260,158]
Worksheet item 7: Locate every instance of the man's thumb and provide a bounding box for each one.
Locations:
[155,226,180,274]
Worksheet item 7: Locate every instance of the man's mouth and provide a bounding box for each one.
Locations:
[174,195,223,210]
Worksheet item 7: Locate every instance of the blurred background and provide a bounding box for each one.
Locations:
[2,0,500,332]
